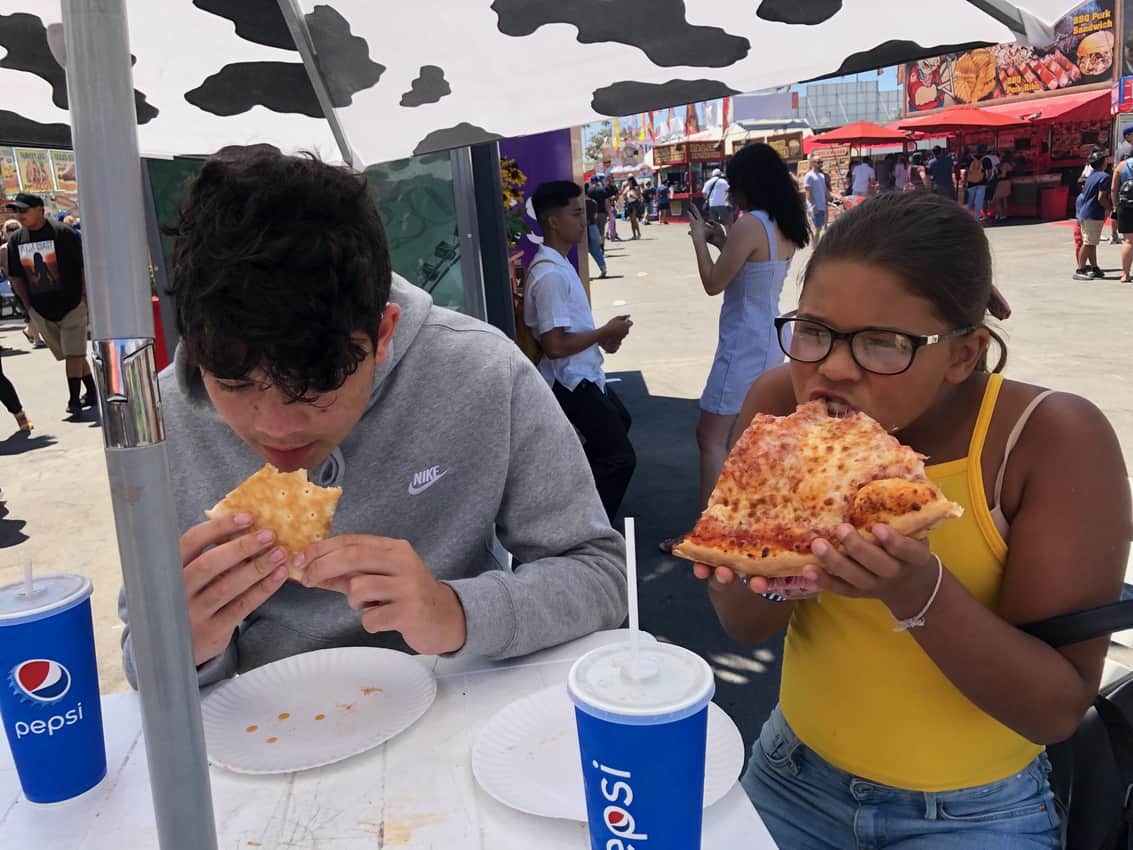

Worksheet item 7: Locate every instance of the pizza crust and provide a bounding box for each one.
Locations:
[205,464,343,581]
[671,539,817,576]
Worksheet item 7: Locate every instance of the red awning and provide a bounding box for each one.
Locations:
[896,105,1027,132]
[806,121,910,150]
[979,89,1110,124]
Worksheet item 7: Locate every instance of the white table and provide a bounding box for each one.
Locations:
[1,630,777,848]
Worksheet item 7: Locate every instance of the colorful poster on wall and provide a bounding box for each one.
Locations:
[0,149,19,195]
[14,148,53,192]
[51,150,76,192]
[905,0,1115,113]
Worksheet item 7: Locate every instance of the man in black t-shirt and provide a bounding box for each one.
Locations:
[586,176,609,249]
[4,193,96,416]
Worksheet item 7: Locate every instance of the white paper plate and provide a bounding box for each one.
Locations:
[202,646,436,774]
[472,683,743,821]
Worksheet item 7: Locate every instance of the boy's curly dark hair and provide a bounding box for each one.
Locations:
[167,148,391,402]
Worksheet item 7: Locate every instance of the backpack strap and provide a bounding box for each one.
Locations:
[1018,600,1133,647]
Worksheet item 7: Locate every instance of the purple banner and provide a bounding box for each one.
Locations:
[499,129,578,271]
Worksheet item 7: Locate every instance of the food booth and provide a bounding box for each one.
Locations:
[652,132,726,217]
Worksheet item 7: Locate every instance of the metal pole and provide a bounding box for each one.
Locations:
[450,147,490,321]
[276,0,358,169]
[60,2,218,849]
[469,142,516,336]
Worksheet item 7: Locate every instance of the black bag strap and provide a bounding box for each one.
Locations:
[1017,600,1133,648]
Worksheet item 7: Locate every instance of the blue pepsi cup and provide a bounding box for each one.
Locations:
[568,641,714,850]
[0,574,107,804]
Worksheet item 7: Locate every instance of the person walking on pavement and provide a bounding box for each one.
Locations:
[656,181,672,224]
[585,192,608,278]
[604,175,621,242]
[1074,150,1110,280]
[587,176,609,249]
[524,181,635,522]
[0,354,32,433]
[804,155,830,240]
[704,168,732,224]
[622,176,643,240]
[4,193,96,417]
[1112,126,1133,242]
[660,143,809,552]
[1111,148,1133,283]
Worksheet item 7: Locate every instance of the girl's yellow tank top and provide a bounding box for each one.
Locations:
[779,373,1042,791]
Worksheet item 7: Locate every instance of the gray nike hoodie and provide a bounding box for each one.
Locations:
[119,276,627,688]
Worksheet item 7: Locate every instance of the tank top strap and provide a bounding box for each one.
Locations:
[966,372,1004,460]
[746,209,778,262]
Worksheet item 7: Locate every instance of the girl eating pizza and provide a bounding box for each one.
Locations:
[694,191,1131,848]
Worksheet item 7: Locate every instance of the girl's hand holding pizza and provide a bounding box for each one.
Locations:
[802,523,942,620]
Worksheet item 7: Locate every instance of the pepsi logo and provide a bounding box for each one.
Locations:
[606,810,626,826]
[12,659,72,704]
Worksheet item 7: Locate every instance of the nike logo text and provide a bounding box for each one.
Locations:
[408,465,448,496]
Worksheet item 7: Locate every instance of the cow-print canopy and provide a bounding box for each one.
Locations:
[0,0,1077,167]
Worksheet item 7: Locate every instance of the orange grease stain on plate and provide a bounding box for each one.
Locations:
[361,687,383,696]
[277,712,290,720]
[314,713,326,721]
[265,737,279,744]
[338,702,356,712]
[244,725,258,733]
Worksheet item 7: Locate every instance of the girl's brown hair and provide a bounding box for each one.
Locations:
[803,191,1007,372]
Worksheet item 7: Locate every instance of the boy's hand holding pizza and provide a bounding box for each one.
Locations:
[297,535,468,656]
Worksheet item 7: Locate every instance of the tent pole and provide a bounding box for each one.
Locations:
[60,2,218,849]
[277,0,358,168]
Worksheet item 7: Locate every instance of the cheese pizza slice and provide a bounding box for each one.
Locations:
[205,464,343,581]
[673,401,962,576]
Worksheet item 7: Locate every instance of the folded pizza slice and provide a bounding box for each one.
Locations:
[205,464,343,581]
[673,401,962,577]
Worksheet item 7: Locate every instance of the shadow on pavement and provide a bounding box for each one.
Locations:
[611,370,781,766]
[0,431,57,455]
[0,503,29,548]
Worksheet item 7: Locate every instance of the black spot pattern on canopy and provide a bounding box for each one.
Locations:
[591,80,739,117]
[756,0,843,25]
[491,0,749,68]
[192,0,294,50]
[0,109,72,149]
[413,123,501,156]
[187,63,322,117]
[305,6,385,104]
[188,3,383,117]
[0,12,158,124]
[401,66,451,107]
[820,39,991,79]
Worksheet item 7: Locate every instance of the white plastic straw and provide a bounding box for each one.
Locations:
[22,559,33,597]
[625,517,640,676]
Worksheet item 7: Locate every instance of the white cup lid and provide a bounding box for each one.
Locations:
[568,641,714,724]
[0,574,92,626]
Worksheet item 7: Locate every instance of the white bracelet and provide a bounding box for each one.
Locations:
[891,554,944,632]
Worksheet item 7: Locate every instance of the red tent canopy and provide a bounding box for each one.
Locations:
[979,89,1109,125]
[804,121,910,154]
[895,105,1027,133]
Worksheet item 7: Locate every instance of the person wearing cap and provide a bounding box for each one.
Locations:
[3,192,95,416]
[1074,150,1111,280]
[703,167,731,225]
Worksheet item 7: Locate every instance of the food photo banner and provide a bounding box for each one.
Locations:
[904,0,1115,113]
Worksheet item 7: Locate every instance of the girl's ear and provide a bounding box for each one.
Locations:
[944,327,990,383]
